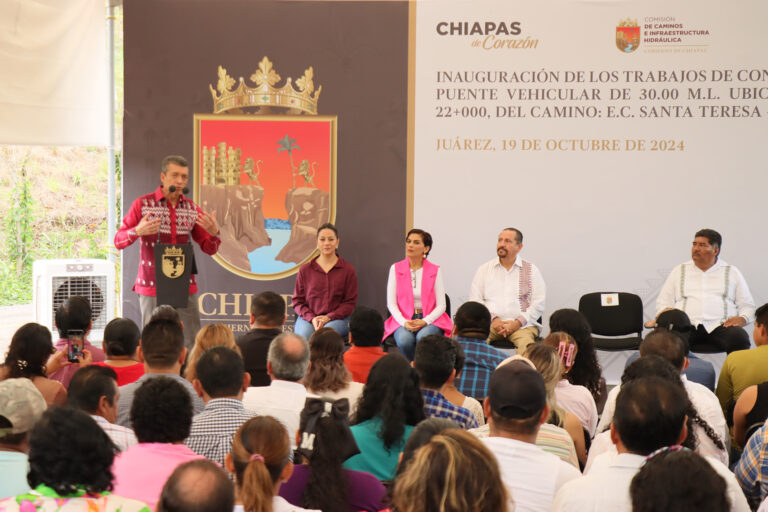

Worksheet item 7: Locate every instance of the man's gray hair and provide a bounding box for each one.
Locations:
[267,332,310,381]
[161,155,188,174]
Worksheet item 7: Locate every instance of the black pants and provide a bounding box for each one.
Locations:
[689,324,750,353]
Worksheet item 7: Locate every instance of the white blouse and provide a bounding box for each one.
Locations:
[386,264,446,326]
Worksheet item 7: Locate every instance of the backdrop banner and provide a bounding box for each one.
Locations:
[122,0,409,333]
[123,0,767,334]
[413,0,768,324]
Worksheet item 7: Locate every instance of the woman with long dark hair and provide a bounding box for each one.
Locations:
[0,323,67,406]
[280,398,386,511]
[292,223,358,340]
[343,354,426,481]
[304,328,364,416]
[540,331,599,437]
[549,308,607,412]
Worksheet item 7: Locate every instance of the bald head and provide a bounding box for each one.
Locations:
[267,332,310,381]
[158,459,234,512]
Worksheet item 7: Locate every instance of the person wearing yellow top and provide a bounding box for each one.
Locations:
[716,303,768,419]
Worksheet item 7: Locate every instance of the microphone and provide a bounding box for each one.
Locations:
[169,185,190,194]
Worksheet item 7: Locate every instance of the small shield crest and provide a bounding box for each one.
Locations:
[616,19,640,53]
[162,247,185,279]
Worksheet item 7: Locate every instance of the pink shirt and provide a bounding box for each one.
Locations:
[114,187,221,297]
[112,443,204,510]
[555,379,598,437]
[49,337,106,388]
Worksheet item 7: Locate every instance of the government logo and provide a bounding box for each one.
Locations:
[616,18,640,53]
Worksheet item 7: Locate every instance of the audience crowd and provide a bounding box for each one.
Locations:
[4,253,768,511]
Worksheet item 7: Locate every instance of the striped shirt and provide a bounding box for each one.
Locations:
[469,423,579,468]
[185,398,258,466]
[91,415,138,452]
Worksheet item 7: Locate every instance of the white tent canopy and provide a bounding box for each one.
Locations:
[0,0,108,146]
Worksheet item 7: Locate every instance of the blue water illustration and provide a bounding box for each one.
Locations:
[265,219,291,230]
[247,227,294,273]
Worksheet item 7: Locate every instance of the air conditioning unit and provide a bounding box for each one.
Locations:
[33,259,117,348]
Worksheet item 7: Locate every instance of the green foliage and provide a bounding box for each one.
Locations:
[0,147,119,306]
[0,263,32,306]
[0,219,112,306]
[1,152,34,305]
[99,156,109,180]
[0,6,124,306]
[276,134,300,153]
[45,177,60,194]
[37,220,110,260]
[277,135,300,188]
[6,152,34,275]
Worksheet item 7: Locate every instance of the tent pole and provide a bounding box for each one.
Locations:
[107,1,117,265]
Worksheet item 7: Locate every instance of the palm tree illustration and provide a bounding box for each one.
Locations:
[277,134,301,189]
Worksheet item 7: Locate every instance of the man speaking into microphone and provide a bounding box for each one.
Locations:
[115,155,221,348]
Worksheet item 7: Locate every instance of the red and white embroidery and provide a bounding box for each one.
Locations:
[519,260,533,312]
[140,197,198,240]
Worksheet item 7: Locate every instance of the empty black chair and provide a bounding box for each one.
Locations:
[578,292,643,351]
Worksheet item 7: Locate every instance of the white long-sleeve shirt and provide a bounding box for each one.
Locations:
[553,452,749,512]
[469,257,546,327]
[656,259,755,332]
[386,264,446,326]
[595,375,729,465]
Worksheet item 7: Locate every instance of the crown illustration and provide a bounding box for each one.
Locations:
[164,246,184,257]
[618,18,639,27]
[209,57,321,115]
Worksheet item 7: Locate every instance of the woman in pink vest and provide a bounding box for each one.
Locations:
[383,229,452,360]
